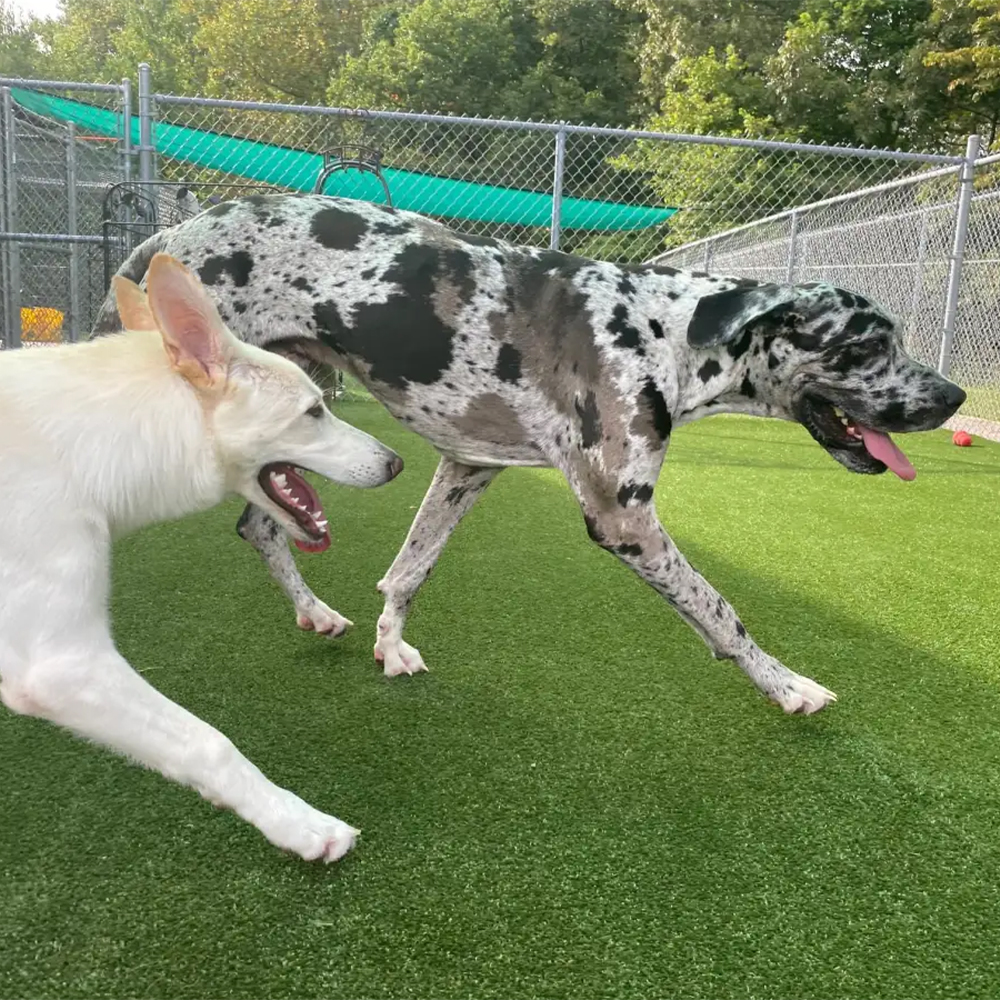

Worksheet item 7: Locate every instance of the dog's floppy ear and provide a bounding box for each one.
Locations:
[145,253,231,389]
[112,276,156,331]
[686,284,799,349]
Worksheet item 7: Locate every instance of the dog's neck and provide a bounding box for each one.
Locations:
[2,331,227,536]
[626,272,785,427]
[670,333,784,426]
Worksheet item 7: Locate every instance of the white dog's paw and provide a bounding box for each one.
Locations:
[769,673,837,715]
[265,795,359,863]
[296,600,353,638]
[374,638,428,678]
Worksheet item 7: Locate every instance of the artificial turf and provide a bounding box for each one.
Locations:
[2,403,999,999]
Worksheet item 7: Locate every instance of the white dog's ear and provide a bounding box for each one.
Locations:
[112,276,156,331]
[146,253,232,389]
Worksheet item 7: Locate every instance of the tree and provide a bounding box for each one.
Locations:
[922,0,1000,149]
[195,0,375,105]
[0,0,51,78]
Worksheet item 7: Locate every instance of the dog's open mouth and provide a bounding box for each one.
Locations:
[258,463,331,552]
[797,394,916,480]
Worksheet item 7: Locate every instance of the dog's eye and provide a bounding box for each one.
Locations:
[306,403,325,418]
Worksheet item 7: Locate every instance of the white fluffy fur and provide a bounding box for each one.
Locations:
[0,258,401,861]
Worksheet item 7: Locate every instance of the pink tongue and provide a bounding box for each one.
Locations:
[859,425,916,481]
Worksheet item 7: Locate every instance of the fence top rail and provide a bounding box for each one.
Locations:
[649,159,963,263]
[974,149,1000,168]
[153,92,963,165]
[0,77,122,94]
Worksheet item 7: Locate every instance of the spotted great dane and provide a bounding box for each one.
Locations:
[95,194,966,714]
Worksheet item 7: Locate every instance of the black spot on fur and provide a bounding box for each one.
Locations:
[608,304,644,354]
[456,231,501,248]
[312,244,454,387]
[444,248,476,304]
[638,379,672,440]
[233,301,247,314]
[198,250,254,288]
[727,328,753,361]
[310,206,369,250]
[698,359,722,382]
[837,291,857,310]
[880,401,906,425]
[740,373,756,398]
[291,275,313,293]
[495,343,522,383]
[373,219,411,236]
[638,263,678,277]
[735,620,747,637]
[667,291,679,300]
[617,482,654,507]
[842,311,877,338]
[446,484,468,505]
[361,268,376,280]
[575,391,602,448]
[583,514,604,544]
[616,542,643,557]
[649,318,664,339]
[617,274,636,296]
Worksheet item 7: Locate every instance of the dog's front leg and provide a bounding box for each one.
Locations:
[375,456,500,677]
[574,481,836,715]
[236,503,352,637]
[1,637,358,861]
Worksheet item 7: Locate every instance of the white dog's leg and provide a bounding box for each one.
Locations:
[236,503,353,637]
[1,638,357,861]
[375,457,499,677]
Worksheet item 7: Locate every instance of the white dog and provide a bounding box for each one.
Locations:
[0,254,403,862]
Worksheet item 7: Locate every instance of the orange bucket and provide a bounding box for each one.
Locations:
[20,306,64,342]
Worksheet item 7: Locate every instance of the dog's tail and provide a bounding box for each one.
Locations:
[90,231,167,337]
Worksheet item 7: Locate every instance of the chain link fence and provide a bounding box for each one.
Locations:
[0,66,998,433]
[0,81,125,347]
[653,165,964,377]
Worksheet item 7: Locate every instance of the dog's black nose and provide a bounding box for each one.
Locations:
[943,381,967,410]
[388,455,404,479]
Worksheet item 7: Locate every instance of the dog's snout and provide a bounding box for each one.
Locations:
[387,454,404,480]
[942,381,967,411]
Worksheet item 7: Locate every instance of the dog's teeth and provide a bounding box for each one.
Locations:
[316,519,328,530]
[272,473,287,488]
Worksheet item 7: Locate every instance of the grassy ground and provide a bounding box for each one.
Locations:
[2,404,1000,999]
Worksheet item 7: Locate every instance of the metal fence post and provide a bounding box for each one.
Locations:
[2,87,20,349]
[137,63,155,204]
[938,133,980,377]
[66,122,80,343]
[121,76,133,185]
[549,124,566,252]
[785,210,799,284]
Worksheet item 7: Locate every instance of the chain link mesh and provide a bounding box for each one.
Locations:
[654,168,962,372]
[0,86,122,348]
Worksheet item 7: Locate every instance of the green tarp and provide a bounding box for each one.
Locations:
[12,88,676,231]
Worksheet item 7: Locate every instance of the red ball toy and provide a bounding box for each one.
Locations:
[953,430,973,447]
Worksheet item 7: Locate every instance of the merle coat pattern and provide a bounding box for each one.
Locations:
[95,194,966,714]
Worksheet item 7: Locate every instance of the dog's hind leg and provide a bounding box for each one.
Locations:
[375,456,500,677]
[567,459,836,715]
[236,503,353,637]
[2,634,358,862]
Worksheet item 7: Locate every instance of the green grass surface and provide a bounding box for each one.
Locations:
[2,404,1000,999]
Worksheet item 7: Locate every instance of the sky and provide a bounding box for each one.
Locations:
[8,0,64,21]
